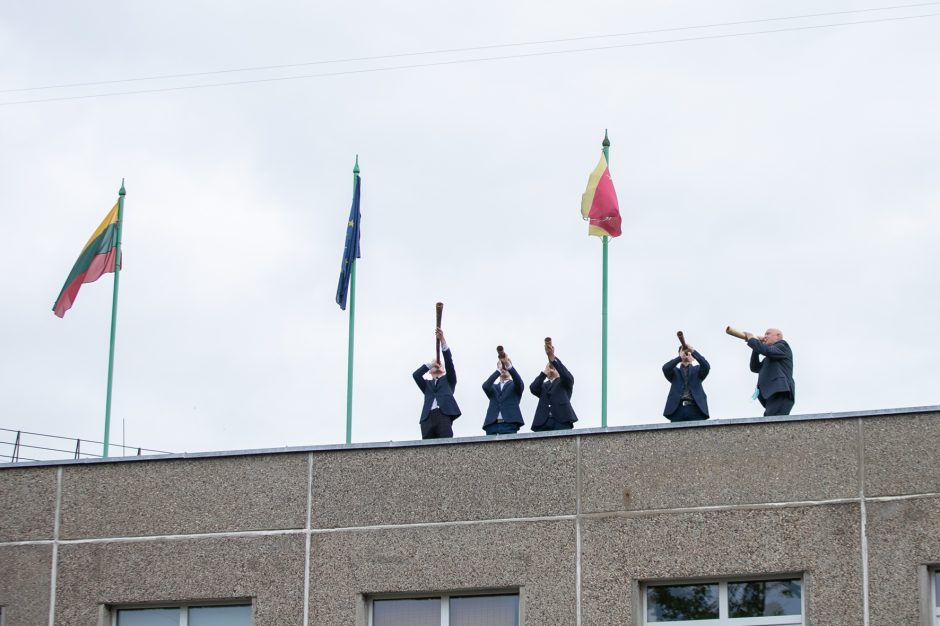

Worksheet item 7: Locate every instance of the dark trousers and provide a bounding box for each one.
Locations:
[421,408,455,439]
[484,422,520,435]
[761,392,794,417]
[532,417,574,432]
[667,401,708,422]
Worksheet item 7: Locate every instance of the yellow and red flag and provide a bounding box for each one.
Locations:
[52,202,121,318]
[580,152,621,237]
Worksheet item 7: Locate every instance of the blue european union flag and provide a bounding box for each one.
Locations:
[335,174,361,310]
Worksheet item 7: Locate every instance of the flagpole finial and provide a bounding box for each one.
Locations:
[602,129,610,148]
[353,155,360,174]
[119,178,126,196]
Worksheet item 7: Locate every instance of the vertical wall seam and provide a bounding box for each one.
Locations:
[47,466,62,626]
[575,436,582,626]
[303,453,313,626]
[858,418,870,626]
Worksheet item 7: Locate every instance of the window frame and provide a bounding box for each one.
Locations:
[932,569,940,626]
[110,599,254,626]
[642,576,804,626]
[367,589,521,626]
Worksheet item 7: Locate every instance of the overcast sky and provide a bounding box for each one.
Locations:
[2,0,939,459]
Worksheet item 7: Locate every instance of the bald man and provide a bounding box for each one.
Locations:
[744,328,795,416]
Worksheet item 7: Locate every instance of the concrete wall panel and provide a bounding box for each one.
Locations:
[309,520,576,626]
[580,420,860,513]
[311,439,577,528]
[580,503,863,626]
[864,412,940,497]
[0,545,52,626]
[59,454,308,539]
[866,497,940,626]
[54,534,305,625]
[0,467,57,541]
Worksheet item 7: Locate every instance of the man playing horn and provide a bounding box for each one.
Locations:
[744,328,795,416]
[530,339,578,432]
[413,328,461,439]
[662,344,711,422]
[481,349,525,435]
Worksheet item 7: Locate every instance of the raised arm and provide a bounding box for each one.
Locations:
[530,372,547,397]
[662,357,681,381]
[509,366,525,396]
[554,358,575,392]
[693,351,710,380]
[482,371,500,397]
[443,347,457,389]
[748,338,791,360]
[413,365,429,391]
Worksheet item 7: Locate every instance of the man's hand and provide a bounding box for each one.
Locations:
[435,328,445,344]
[685,345,695,354]
[546,346,556,362]
[744,332,754,341]
[499,356,511,370]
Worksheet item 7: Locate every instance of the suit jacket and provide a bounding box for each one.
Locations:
[662,351,710,417]
[413,347,461,422]
[482,367,525,427]
[748,338,795,401]
[529,358,578,430]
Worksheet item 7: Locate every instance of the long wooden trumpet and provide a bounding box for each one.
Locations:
[496,345,507,360]
[435,302,444,362]
[677,331,689,351]
[725,326,748,341]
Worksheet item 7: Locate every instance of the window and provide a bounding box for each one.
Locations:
[644,578,802,626]
[933,571,940,626]
[369,593,519,626]
[113,603,251,626]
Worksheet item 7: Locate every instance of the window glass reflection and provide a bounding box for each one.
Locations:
[188,605,252,626]
[728,579,801,617]
[450,594,519,626]
[373,598,440,626]
[646,584,719,621]
[116,608,179,626]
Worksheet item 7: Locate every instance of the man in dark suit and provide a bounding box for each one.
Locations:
[745,328,795,416]
[530,343,578,432]
[413,329,461,439]
[481,353,525,435]
[662,345,710,421]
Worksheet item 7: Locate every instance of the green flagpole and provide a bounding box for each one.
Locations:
[345,157,359,445]
[103,179,126,457]
[601,131,610,428]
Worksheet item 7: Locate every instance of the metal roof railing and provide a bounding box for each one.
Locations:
[0,427,171,463]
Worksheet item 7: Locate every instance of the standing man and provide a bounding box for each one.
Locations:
[744,328,795,416]
[662,345,711,422]
[530,341,578,432]
[413,329,461,439]
[481,351,525,435]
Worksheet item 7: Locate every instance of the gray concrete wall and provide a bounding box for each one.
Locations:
[0,408,937,626]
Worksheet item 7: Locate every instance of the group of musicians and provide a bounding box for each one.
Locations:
[413,326,796,440]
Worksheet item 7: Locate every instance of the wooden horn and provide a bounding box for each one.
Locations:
[496,345,506,360]
[677,331,688,350]
[725,325,748,341]
[435,302,444,362]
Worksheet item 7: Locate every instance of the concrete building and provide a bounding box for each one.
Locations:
[1,407,939,626]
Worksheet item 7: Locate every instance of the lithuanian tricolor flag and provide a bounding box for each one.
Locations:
[581,152,622,238]
[52,202,121,318]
